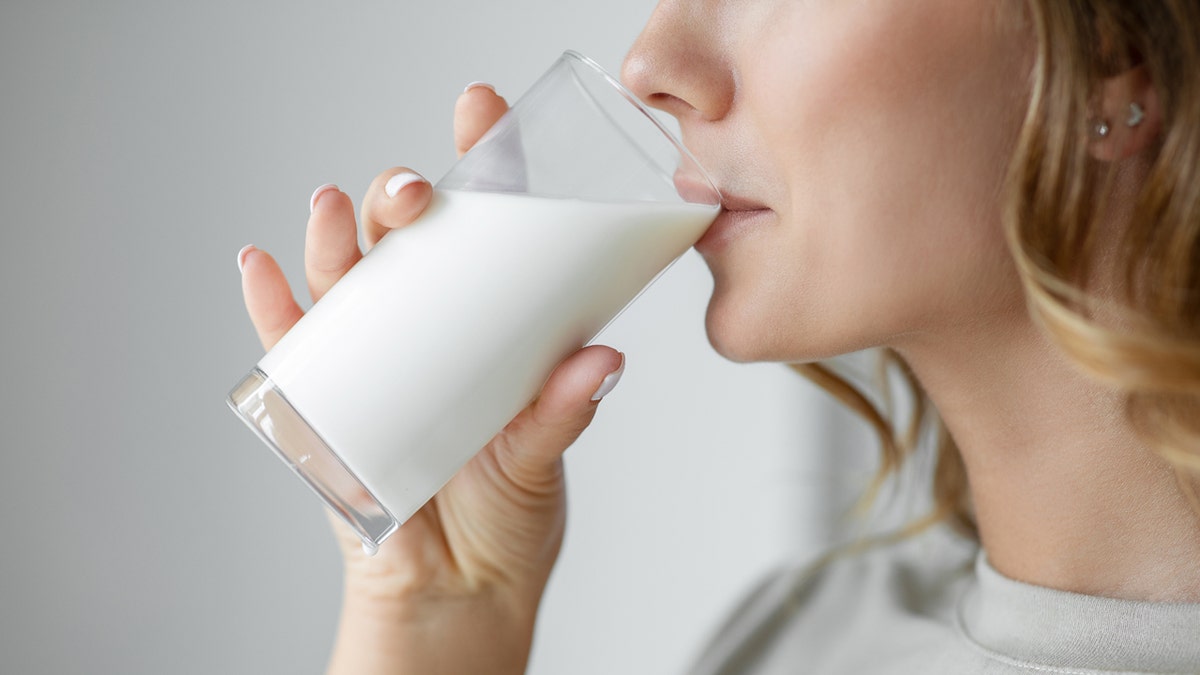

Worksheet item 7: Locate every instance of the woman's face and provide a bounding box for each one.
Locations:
[623,0,1038,363]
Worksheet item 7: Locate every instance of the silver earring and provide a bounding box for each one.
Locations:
[1093,119,1111,138]
[1126,102,1146,128]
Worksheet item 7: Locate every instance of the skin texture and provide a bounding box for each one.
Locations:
[239,2,1200,673]
[624,0,1032,364]
[622,0,1200,601]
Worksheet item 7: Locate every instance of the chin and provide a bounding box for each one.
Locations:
[703,297,776,364]
[702,288,863,365]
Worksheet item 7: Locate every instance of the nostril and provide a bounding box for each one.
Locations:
[622,10,735,123]
[645,92,690,114]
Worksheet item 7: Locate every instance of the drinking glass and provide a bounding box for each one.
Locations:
[228,51,721,554]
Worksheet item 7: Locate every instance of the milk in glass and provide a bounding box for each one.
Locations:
[253,189,717,531]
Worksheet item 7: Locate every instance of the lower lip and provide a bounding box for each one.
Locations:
[694,208,772,253]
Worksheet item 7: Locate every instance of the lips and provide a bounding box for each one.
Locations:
[694,191,772,253]
[672,169,722,206]
[718,193,770,213]
[670,164,771,252]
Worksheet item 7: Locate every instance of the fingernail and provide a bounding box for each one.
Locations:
[385,172,427,198]
[463,81,496,94]
[591,353,626,402]
[309,183,339,214]
[237,244,256,274]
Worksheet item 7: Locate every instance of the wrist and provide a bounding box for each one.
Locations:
[327,581,538,675]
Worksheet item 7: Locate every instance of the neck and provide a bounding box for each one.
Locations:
[897,317,1200,602]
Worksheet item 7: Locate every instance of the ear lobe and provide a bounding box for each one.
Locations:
[1088,65,1162,162]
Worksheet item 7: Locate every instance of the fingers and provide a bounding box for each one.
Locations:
[304,184,362,303]
[491,346,625,489]
[454,83,510,158]
[240,245,305,351]
[360,168,433,250]
[357,84,509,249]
[245,84,510,348]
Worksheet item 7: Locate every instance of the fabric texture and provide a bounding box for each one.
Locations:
[687,526,1200,675]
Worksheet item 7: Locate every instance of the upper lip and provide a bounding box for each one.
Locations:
[673,168,769,212]
[718,191,770,212]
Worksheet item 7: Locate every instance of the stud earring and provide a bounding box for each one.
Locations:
[1126,102,1146,128]
[1093,119,1111,138]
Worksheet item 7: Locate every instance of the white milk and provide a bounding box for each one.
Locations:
[256,189,717,526]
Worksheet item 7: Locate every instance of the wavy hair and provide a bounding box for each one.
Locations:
[796,0,1200,536]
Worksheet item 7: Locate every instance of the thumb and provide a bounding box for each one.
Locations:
[491,345,625,489]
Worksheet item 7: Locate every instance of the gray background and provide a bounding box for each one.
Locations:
[0,1,881,673]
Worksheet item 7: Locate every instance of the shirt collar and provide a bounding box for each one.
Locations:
[958,553,1200,673]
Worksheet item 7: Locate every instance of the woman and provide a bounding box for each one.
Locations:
[238,1,1200,672]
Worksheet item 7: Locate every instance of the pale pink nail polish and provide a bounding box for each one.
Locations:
[385,172,427,198]
[309,183,339,214]
[591,353,626,402]
[463,81,496,94]
[237,244,256,274]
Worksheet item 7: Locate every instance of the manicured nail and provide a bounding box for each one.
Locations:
[463,81,496,94]
[309,183,339,214]
[591,353,626,402]
[385,172,427,198]
[237,244,256,274]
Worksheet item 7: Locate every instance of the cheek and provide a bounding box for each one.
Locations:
[707,1,1033,361]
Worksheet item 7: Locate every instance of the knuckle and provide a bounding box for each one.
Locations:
[307,250,357,275]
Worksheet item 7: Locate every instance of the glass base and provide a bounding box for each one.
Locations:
[227,368,398,553]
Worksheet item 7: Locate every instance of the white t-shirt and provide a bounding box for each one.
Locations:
[687,526,1200,674]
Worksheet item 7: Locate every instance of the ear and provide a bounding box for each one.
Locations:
[1089,65,1162,162]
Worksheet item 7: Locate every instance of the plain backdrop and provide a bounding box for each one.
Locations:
[0,2,884,673]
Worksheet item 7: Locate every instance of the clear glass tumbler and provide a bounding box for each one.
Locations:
[227,51,721,554]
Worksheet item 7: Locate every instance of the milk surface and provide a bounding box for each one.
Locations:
[257,189,717,524]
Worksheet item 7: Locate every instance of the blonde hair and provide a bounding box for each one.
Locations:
[797,0,1200,535]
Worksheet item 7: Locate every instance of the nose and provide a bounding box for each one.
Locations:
[621,0,735,123]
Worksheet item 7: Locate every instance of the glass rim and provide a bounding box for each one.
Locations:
[560,49,723,207]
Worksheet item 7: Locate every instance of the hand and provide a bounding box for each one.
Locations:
[238,83,624,675]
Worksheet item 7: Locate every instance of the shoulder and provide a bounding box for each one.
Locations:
[689,526,1200,675]
[688,525,980,675]
[806,524,979,621]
